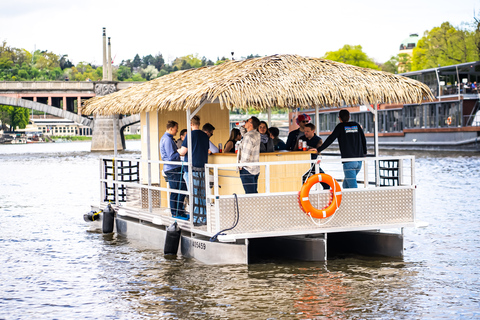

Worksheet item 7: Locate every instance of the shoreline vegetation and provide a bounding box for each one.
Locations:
[49,134,141,142]
[1,20,479,132]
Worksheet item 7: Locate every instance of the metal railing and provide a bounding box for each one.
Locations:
[99,155,416,235]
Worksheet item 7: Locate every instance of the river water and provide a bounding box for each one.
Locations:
[1,141,479,319]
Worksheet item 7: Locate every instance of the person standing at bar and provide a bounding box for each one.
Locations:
[285,113,311,150]
[159,120,188,219]
[176,129,187,149]
[238,116,261,193]
[178,115,210,225]
[316,109,367,188]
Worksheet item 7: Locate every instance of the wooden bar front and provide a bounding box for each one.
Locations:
[208,150,315,195]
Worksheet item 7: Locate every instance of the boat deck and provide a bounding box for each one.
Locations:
[99,155,417,243]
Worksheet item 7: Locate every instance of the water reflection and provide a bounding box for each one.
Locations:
[0,143,479,319]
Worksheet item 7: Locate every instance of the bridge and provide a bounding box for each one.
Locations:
[0,81,142,149]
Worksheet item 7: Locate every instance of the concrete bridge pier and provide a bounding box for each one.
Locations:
[91,115,124,151]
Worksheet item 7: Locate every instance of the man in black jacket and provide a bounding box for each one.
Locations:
[317,109,367,188]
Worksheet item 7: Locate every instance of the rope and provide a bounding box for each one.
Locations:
[209,193,239,242]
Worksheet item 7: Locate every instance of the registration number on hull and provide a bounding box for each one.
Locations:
[192,240,206,250]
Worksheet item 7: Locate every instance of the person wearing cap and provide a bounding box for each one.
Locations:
[285,113,311,151]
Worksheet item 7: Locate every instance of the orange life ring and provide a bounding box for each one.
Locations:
[299,173,342,219]
[447,117,452,125]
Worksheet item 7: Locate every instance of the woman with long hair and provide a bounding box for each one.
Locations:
[224,128,241,153]
[258,121,274,152]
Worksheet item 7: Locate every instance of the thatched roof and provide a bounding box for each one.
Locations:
[82,54,434,115]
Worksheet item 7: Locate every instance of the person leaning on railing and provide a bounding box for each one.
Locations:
[316,109,367,189]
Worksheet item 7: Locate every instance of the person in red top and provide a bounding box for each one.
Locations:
[285,113,311,150]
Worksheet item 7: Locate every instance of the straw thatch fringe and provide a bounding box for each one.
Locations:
[82,54,434,115]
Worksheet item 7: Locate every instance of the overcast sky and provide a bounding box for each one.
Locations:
[1,0,479,66]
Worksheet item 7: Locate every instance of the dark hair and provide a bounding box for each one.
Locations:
[339,109,350,122]
[228,128,241,141]
[250,116,260,130]
[179,129,187,137]
[191,115,200,126]
[304,123,316,131]
[258,121,270,135]
[269,126,279,138]
[166,120,178,129]
[202,123,215,132]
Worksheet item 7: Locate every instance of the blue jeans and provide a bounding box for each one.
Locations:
[343,161,362,188]
[183,170,206,225]
[240,168,259,194]
[165,167,187,217]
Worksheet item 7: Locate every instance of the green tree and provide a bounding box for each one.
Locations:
[412,22,479,71]
[117,65,132,81]
[0,105,30,131]
[132,54,141,68]
[381,53,412,74]
[141,65,158,80]
[323,45,379,70]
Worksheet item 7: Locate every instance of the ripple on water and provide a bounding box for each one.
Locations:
[0,145,479,319]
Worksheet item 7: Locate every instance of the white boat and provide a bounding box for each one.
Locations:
[293,61,480,152]
[83,54,432,264]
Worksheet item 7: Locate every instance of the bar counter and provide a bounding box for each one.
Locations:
[208,150,316,195]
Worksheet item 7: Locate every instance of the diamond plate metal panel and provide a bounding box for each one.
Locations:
[215,188,414,235]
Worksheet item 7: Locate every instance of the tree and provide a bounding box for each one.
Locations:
[117,65,132,81]
[141,65,159,80]
[0,105,30,131]
[132,54,141,68]
[323,45,379,70]
[244,54,261,60]
[153,53,165,70]
[381,53,412,74]
[59,55,74,70]
[172,54,204,70]
[411,22,479,71]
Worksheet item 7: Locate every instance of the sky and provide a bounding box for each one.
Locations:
[1,0,479,66]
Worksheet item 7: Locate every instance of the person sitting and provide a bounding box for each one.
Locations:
[258,121,274,152]
[176,129,187,149]
[269,127,287,150]
[224,128,241,153]
[286,113,311,150]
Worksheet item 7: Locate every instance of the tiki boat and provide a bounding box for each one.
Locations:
[82,54,433,264]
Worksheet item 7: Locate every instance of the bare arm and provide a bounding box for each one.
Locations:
[177,146,188,156]
[224,141,234,153]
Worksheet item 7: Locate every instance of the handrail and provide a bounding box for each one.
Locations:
[99,155,415,232]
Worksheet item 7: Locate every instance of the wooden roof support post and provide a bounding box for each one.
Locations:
[267,107,272,127]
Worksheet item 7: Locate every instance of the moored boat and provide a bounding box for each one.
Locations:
[291,61,480,152]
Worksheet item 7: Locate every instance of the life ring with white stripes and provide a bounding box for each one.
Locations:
[446,117,452,125]
[299,173,342,219]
